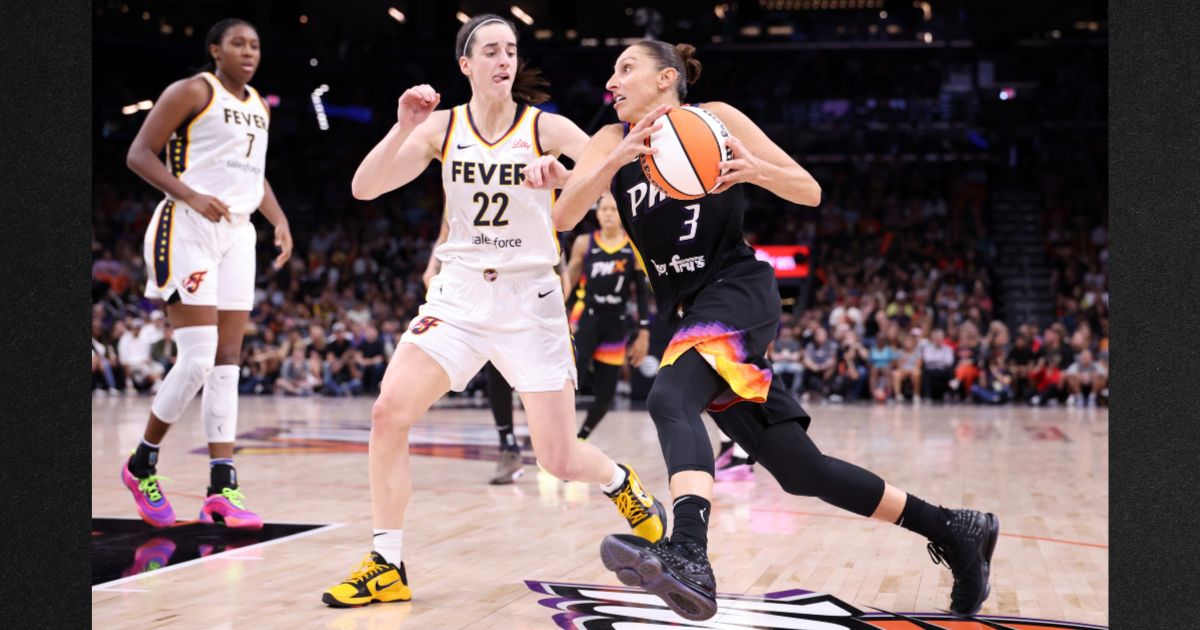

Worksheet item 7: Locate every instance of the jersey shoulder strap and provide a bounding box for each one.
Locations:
[440,105,462,161]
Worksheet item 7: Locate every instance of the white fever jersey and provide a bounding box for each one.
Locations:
[436,103,559,272]
[167,72,269,215]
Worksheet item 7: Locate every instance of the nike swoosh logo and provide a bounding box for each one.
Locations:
[538,290,554,298]
[456,143,475,149]
[375,577,400,590]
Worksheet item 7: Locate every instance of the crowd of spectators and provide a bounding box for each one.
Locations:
[92,32,1106,406]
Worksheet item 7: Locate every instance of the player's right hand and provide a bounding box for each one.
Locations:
[185,192,232,222]
[609,104,671,166]
[398,85,440,129]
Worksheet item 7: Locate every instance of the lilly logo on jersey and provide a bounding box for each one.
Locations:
[511,138,531,150]
[450,161,528,187]
[183,270,208,293]
[590,259,628,278]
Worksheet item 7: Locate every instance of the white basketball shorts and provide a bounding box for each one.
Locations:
[400,263,577,393]
[143,198,257,311]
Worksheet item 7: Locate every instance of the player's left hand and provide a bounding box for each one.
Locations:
[273,221,294,269]
[711,136,766,194]
[629,330,650,368]
[522,155,570,190]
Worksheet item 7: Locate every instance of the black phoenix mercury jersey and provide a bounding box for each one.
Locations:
[578,232,641,312]
[609,129,757,319]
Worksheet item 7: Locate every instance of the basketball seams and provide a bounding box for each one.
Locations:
[674,108,725,193]
[643,116,703,198]
[640,143,688,199]
[640,106,727,200]
[665,112,709,199]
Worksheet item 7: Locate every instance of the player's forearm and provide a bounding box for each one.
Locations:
[758,160,821,207]
[259,180,289,227]
[554,159,621,231]
[126,148,197,204]
[352,123,417,200]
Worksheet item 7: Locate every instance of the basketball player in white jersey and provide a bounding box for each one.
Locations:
[321,14,666,607]
[121,19,292,531]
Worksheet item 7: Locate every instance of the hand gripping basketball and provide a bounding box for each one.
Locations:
[397,84,441,129]
[710,136,763,194]
[608,104,672,167]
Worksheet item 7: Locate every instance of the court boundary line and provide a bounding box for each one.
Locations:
[91,519,345,591]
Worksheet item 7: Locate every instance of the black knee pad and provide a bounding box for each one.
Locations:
[646,352,724,476]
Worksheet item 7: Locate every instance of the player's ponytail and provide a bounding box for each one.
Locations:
[511,59,550,105]
[675,43,703,86]
[634,40,702,101]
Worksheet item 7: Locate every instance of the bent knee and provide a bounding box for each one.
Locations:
[645,384,684,425]
[534,447,576,480]
[371,397,420,433]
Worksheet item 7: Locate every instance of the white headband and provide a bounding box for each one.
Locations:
[461,18,509,58]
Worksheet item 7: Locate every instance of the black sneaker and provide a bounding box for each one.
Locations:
[600,534,717,621]
[926,509,1000,615]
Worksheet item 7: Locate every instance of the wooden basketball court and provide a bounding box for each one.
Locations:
[91,395,1108,628]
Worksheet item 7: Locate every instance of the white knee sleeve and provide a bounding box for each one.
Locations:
[202,364,240,443]
[150,326,217,423]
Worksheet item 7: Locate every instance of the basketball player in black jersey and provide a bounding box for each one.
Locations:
[565,192,651,441]
[547,41,999,621]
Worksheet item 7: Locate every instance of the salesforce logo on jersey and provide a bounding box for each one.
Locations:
[472,233,524,249]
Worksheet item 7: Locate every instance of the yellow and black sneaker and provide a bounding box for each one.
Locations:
[606,464,667,543]
[321,552,412,607]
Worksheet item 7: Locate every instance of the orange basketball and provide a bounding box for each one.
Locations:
[640,106,732,200]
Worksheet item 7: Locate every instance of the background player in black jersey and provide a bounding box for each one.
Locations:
[564,192,651,441]
[549,41,1000,621]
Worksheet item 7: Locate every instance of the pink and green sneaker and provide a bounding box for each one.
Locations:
[199,487,264,530]
[121,463,175,528]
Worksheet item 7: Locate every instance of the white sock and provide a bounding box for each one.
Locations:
[599,462,628,494]
[141,437,161,448]
[373,529,403,565]
[732,443,749,459]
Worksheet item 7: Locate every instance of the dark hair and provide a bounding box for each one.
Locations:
[202,18,255,72]
[633,40,702,101]
[454,14,549,105]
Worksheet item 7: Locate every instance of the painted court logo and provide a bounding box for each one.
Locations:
[525,581,1106,630]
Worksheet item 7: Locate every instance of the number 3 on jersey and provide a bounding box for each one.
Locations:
[473,192,510,227]
[679,203,700,241]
